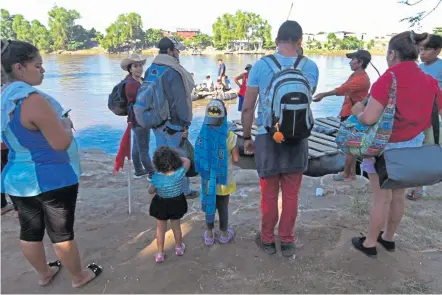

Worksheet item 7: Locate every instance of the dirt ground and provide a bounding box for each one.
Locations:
[1,150,441,294]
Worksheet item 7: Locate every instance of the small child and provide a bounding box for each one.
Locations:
[194,99,239,246]
[224,76,232,91]
[148,146,191,263]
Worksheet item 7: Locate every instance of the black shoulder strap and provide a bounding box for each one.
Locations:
[431,95,440,145]
[265,54,282,70]
[293,55,304,69]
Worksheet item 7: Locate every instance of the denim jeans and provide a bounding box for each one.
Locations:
[153,126,191,195]
[132,126,155,176]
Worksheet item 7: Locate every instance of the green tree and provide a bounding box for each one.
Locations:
[12,14,31,42]
[433,27,442,36]
[1,9,15,40]
[48,6,81,50]
[145,28,163,47]
[100,13,144,52]
[29,20,51,52]
[367,39,376,50]
[325,32,339,50]
[339,36,363,50]
[68,25,89,50]
[212,10,272,50]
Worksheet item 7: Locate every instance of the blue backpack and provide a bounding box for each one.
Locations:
[263,54,314,143]
[134,64,170,129]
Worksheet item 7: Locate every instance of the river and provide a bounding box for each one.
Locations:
[38,54,388,154]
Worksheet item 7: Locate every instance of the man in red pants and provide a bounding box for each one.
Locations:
[241,20,319,257]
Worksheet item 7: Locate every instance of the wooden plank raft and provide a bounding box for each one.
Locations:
[231,116,341,159]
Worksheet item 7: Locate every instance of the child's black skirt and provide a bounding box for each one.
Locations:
[149,194,188,220]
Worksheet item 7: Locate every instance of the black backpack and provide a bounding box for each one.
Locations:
[108,79,129,116]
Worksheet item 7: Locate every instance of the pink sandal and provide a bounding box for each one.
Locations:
[175,243,186,256]
[204,230,215,246]
[155,253,165,263]
[218,227,235,244]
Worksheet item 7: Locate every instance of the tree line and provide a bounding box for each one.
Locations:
[1,4,440,54]
[0,7,272,53]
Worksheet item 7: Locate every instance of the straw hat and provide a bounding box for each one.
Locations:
[120,54,146,71]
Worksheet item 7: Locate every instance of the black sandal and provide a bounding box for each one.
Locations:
[377,231,395,252]
[87,263,103,278]
[351,234,377,257]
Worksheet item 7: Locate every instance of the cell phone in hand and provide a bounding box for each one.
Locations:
[62,109,72,118]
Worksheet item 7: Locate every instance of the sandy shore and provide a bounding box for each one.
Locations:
[1,149,441,293]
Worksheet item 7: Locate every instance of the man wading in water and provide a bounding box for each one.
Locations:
[313,50,371,181]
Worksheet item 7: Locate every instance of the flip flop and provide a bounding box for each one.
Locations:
[39,260,61,286]
[332,173,356,182]
[406,189,424,201]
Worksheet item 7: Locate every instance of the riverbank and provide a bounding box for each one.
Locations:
[48,47,386,57]
[1,149,441,293]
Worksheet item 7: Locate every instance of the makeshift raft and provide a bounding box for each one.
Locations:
[192,90,238,101]
[231,117,346,177]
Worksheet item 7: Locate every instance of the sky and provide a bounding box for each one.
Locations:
[3,0,442,38]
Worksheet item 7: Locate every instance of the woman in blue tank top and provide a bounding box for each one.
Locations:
[1,40,102,288]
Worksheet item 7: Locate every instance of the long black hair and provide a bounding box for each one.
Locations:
[1,40,39,77]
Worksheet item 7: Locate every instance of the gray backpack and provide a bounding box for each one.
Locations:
[263,54,314,143]
[134,64,170,129]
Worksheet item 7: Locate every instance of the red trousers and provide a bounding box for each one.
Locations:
[259,172,303,244]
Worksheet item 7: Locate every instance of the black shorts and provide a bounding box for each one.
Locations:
[149,194,188,221]
[10,184,79,243]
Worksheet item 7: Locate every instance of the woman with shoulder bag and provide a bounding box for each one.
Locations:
[349,31,442,257]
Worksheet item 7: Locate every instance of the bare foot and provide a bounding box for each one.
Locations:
[38,265,60,286]
[72,265,102,288]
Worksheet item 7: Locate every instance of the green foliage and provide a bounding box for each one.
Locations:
[212,10,272,50]
[12,14,31,42]
[30,20,51,52]
[339,36,363,50]
[184,33,213,49]
[145,28,163,47]
[100,13,144,52]
[1,8,104,53]
[1,9,15,39]
[48,6,81,50]
[325,33,339,50]
[367,39,376,50]
[433,27,442,36]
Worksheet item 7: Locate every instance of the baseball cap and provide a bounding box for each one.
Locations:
[346,50,372,64]
[158,36,186,51]
[245,64,252,70]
